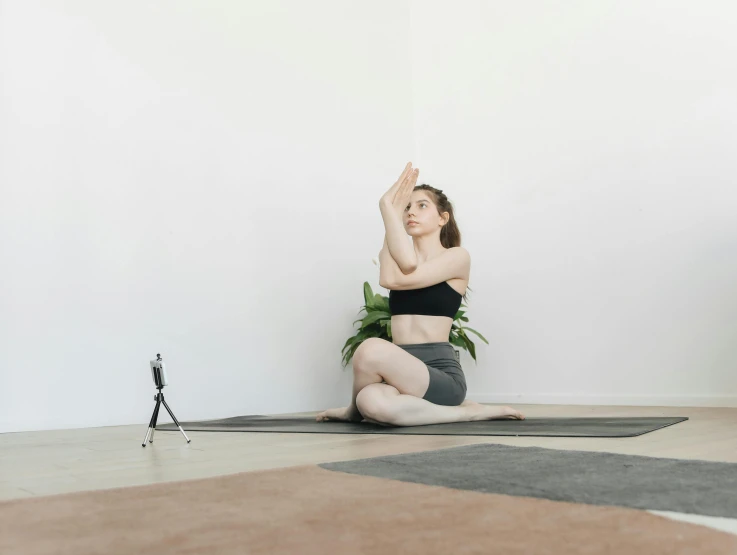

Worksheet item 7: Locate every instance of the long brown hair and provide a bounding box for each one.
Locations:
[413,184,472,304]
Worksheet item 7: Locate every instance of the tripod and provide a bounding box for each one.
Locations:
[142,354,191,447]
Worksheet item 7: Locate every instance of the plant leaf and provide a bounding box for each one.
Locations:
[462,326,489,345]
[360,311,391,327]
[457,329,477,361]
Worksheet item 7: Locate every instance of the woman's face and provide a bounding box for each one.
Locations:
[404,192,436,234]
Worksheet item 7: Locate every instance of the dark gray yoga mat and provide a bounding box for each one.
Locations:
[157,415,688,437]
[320,443,737,518]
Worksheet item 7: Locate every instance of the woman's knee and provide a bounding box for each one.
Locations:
[356,385,397,422]
[353,338,387,372]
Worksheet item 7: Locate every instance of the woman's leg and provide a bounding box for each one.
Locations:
[316,337,429,422]
[317,338,523,424]
[356,383,523,427]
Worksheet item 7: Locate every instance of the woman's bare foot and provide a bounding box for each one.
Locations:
[315,406,363,423]
[461,400,525,421]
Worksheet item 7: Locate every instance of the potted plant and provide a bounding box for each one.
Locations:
[341,281,489,369]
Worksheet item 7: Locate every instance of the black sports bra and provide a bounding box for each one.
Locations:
[389,281,463,318]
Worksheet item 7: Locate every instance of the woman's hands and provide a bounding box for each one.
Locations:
[380,162,420,217]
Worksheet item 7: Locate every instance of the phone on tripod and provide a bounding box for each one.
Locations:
[142,353,189,447]
[150,354,168,387]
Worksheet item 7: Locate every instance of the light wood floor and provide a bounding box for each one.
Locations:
[1,404,736,502]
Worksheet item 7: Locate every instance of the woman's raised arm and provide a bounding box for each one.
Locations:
[378,235,406,289]
[379,162,419,273]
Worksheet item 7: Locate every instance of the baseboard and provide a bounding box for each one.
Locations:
[466,393,737,408]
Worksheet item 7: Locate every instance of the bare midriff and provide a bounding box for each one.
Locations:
[390,278,467,345]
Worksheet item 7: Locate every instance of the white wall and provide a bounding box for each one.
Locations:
[2,1,736,434]
[409,0,737,407]
[0,0,414,433]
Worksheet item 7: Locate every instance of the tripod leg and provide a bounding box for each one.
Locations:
[149,396,162,444]
[141,397,162,447]
[161,398,191,443]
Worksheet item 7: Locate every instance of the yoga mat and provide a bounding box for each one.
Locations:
[157,415,688,437]
[320,442,737,518]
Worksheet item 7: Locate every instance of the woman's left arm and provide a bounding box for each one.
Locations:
[380,206,417,273]
[378,235,404,288]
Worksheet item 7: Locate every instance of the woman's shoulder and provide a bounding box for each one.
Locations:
[447,246,470,263]
[436,246,469,255]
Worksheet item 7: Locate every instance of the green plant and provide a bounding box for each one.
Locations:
[340,281,489,368]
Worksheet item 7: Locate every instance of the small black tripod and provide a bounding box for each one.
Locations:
[142,354,191,447]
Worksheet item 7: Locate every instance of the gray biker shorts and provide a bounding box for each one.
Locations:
[396,341,467,406]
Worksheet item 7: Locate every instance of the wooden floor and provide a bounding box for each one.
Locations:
[1,404,736,502]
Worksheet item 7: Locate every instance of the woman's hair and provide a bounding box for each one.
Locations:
[413,184,472,304]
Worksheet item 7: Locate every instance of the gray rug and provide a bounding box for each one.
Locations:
[320,443,737,518]
[157,415,688,437]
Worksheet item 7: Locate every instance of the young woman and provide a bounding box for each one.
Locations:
[317,162,524,426]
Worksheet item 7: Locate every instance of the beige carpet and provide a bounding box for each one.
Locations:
[1,464,735,554]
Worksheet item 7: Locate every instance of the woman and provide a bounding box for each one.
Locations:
[317,162,524,426]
